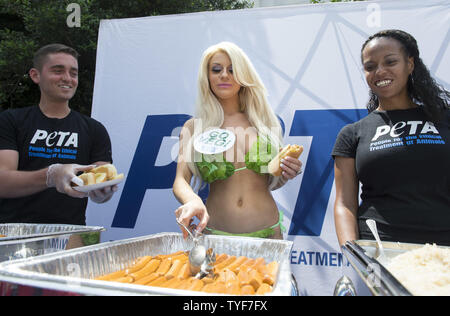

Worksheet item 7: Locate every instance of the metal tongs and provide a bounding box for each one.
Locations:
[176,219,215,279]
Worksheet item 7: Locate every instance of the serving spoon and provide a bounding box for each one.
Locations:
[176,219,215,278]
[366,219,388,264]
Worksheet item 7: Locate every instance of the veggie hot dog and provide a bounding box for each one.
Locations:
[268,144,303,176]
[73,163,124,186]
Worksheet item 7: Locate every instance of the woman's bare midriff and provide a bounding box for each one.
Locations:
[205,169,280,237]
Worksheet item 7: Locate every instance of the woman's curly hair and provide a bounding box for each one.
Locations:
[361,29,450,123]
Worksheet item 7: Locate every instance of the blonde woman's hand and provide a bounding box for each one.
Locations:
[175,199,210,239]
[280,156,303,180]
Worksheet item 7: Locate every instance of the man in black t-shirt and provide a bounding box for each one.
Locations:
[0,44,116,225]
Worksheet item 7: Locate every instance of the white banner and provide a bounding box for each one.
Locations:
[88,0,450,296]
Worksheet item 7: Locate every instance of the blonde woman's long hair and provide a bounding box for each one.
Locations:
[186,42,283,190]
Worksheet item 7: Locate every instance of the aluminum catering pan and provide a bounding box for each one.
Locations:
[0,232,293,296]
[0,224,105,262]
[341,240,447,296]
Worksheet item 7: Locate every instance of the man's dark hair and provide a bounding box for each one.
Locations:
[33,44,79,71]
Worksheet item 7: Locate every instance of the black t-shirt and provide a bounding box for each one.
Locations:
[0,106,112,225]
[332,108,450,245]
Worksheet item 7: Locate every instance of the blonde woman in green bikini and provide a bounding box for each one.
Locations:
[173,42,302,240]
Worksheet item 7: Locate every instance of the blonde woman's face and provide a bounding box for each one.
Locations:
[208,52,241,103]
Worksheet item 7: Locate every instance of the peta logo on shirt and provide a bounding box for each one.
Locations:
[28,129,79,160]
[371,120,439,141]
[370,121,445,152]
[30,129,78,147]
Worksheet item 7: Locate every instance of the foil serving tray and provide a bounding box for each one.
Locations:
[342,240,449,296]
[0,224,105,262]
[0,223,105,242]
[0,232,293,296]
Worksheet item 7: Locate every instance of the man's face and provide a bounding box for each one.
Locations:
[31,53,79,103]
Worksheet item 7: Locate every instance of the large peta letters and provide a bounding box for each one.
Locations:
[112,114,190,228]
[112,110,366,236]
[288,109,366,236]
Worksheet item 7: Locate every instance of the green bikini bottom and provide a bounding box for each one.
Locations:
[204,211,285,239]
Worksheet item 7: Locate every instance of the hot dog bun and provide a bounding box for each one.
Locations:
[73,164,124,186]
[78,172,96,186]
[268,144,303,176]
[90,164,117,179]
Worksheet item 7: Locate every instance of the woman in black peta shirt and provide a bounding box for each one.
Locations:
[332,30,450,246]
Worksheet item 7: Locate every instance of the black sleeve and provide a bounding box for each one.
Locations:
[331,123,358,159]
[89,119,113,163]
[0,110,19,151]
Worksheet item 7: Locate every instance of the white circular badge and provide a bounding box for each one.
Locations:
[194,129,236,155]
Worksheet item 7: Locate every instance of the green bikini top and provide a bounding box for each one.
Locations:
[195,137,278,183]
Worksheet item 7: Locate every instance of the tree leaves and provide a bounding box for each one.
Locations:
[0,0,253,114]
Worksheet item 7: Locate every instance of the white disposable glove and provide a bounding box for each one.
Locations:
[88,185,118,204]
[175,199,210,240]
[46,163,95,198]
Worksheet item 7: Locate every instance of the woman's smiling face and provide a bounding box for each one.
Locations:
[362,37,414,106]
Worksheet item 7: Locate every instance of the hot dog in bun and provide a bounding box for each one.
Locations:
[73,164,124,186]
[268,144,303,176]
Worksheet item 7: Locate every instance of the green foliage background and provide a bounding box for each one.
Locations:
[0,0,253,115]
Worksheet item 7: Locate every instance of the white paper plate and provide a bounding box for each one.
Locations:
[73,177,124,193]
